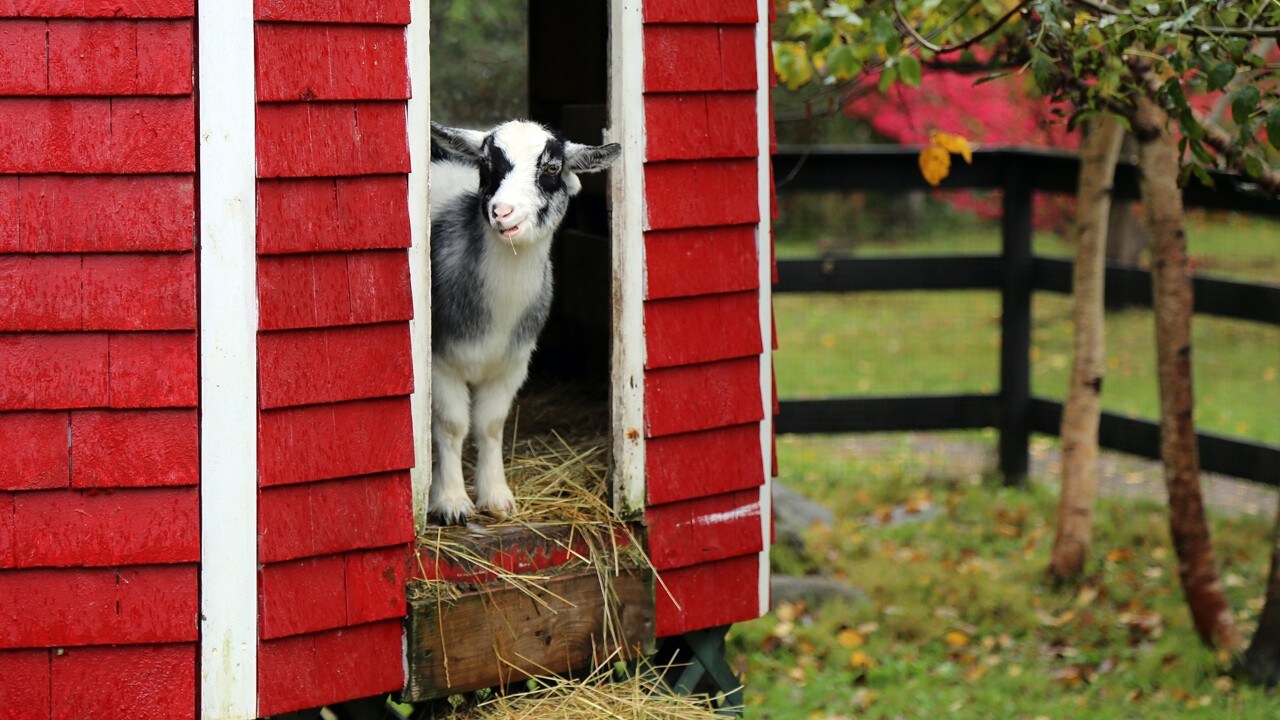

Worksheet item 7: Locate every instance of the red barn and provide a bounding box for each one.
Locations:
[0,0,776,717]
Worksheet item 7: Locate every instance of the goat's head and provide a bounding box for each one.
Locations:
[431,120,621,244]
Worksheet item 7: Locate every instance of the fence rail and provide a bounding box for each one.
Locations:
[772,146,1280,488]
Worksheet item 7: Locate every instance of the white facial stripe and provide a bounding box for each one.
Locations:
[489,122,558,235]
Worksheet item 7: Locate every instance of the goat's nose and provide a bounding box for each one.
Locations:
[492,203,515,220]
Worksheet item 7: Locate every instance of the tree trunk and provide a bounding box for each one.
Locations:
[1105,134,1146,268]
[1048,114,1125,581]
[1241,492,1280,684]
[1134,95,1239,650]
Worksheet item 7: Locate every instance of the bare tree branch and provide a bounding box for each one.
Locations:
[893,0,1032,54]
[1068,0,1280,38]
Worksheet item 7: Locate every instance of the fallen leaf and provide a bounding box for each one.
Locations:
[945,631,970,648]
[837,629,865,648]
[850,650,877,670]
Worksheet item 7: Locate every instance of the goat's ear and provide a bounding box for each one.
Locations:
[565,142,622,173]
[431,122,486,159]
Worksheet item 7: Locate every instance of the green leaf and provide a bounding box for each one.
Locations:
[1267,106,1280,150]
[1232,85,1261,126]
[1244,154,1265,179]
[810,22,835,54]
[826,42,862,81]
[870,13,896,44]
[1190,163,1214,189]
[877,65,898,93]
[1030,51,1059,92]
[897,54,922,88]
[1206,62,1236,92]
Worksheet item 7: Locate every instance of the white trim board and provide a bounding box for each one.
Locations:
[198,0,259,717]
[755,0,775,617]
[608,0,647,520]
[406,0,432,533]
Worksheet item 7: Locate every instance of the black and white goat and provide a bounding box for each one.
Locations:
[427,120,621,524]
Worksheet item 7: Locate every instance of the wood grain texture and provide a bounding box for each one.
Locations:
[258,396,415,486]
[0,20,46,94]
[71,409,198,487]
[47,19,192,96]
[644,93,757,162]
[0,97,194,174]
[0,564,197,647]
[646,488,763,570]
[655,554,759,637]
[0,649,50,719]
[405,569,654,701]
[3,175,195,253]
[258,471,414,564]
[257,323,413,409]
[254,0,409,24]
[643,25,756,93]
[51,643,196,720]
[256,22,408,101]
[258,251,412,330]
[107,331,197,408]
[644,160,760,230]
[12,486,199,567]
[0,0,194,17]
[257,176,410,254]
[642,0,756,23]
[645,356,763,438]
[414,523,629,584]
[345,545,409,626]
[259,554,347,639]
[256,101,409,178]
[0,412,69,490]
[0,333,109,410]
[257,620,404,717]
[644,225,758,300]
[646,423,764,506]
[644,290,762,369]
[0,493,13,568]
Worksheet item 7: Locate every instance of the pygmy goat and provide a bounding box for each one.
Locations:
[427,120,621,525]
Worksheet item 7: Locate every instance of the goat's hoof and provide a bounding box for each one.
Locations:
[428,495,475,527]
[476,486,517,519]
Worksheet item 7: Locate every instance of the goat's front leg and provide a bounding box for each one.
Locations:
[429,363,474,525]
[470,355,530,518]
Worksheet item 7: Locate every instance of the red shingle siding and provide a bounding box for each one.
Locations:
[0,4,198,715]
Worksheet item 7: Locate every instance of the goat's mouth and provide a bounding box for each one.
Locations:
[499,224,522,239]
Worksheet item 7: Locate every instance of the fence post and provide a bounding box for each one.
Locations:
[1000,154,1033,486]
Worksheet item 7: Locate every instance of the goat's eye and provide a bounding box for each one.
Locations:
[543,162,561,176]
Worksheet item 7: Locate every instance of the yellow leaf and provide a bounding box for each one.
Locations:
[850,650,877,669]
[918,145,951,187]
[944,630,970,647]
[932,130,974,164]
[837,629,865,648]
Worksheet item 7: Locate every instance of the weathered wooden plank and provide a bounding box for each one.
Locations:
[345,545,410,626]
[258,396,414,486]
[642,0,756,23]
[655,554,759,637]
[646,489,763,571]
[643,25,755,93]
[259,471,414,564]
[107,331,197,408]
[258,620,404,717]
[414,522,627,584]
[71,409,198,487]
[645,93,757,162]
[0,97,194,174]
[259,554,347,639]
[256,23,409,102]
[644,290,762,369]
[0,333,109,410]
[257,323,413,409]
[646,422,763,506]
[0,649,50,717]
[12,486,199,567]
[405,569,654,701]
[254,0,409,24]
[10,175,195,253]
[0,0,194,18]
[258,251,411,330]
[47,19,192,95]
[257,175,410,253]
[51,643,196,720]
[0,20,47,94]
[645,225,758,300]
[0,254,83,330]
[255,101,408,178]
[644,160,759,230]
[645,356,763,438]
[0,493,14,568]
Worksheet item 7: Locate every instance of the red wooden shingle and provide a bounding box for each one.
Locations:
[258,632,320,717]
[0,97,193,174]
[71,409,198,488]
[259,471,414,564]
[258,396,415,486]
[646,423,763,506]
[645,93,757,162]
[644,25,756,93]
[0,254,83,331]
[0,493,13,568]
[644,160,759,230]
[256,23,409,102]
[655,554,759,637]
[81,254,196,330]
[52,643,196,720]
[643,0,756,23]
[645,357,762,438]
[13,175,194,253]
[0,412,69,490]
[0,333,109,410]
[647,489,763,570]
[108,331,197,408]
[0,649,51,720]
[260,554,348,639]
[0,0,194,18]
[258,323,413,409]
[257,176,410,254]
[12,487,199,567]
[257,620,403,717]
[47,20,192,96]
[0,177,16,250]
[644,225,758,300]
[345,545,409,626]
[255,0,410,24]
[257,250,411,331]
[256,102,409,178]
[645,290,762,369]
[0,565,197,647]
[0,20,47,95]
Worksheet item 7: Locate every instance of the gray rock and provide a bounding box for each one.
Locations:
[771,574,866,606]
[772,482,835,549]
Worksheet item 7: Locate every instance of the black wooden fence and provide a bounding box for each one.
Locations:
[772,147,1280,488]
